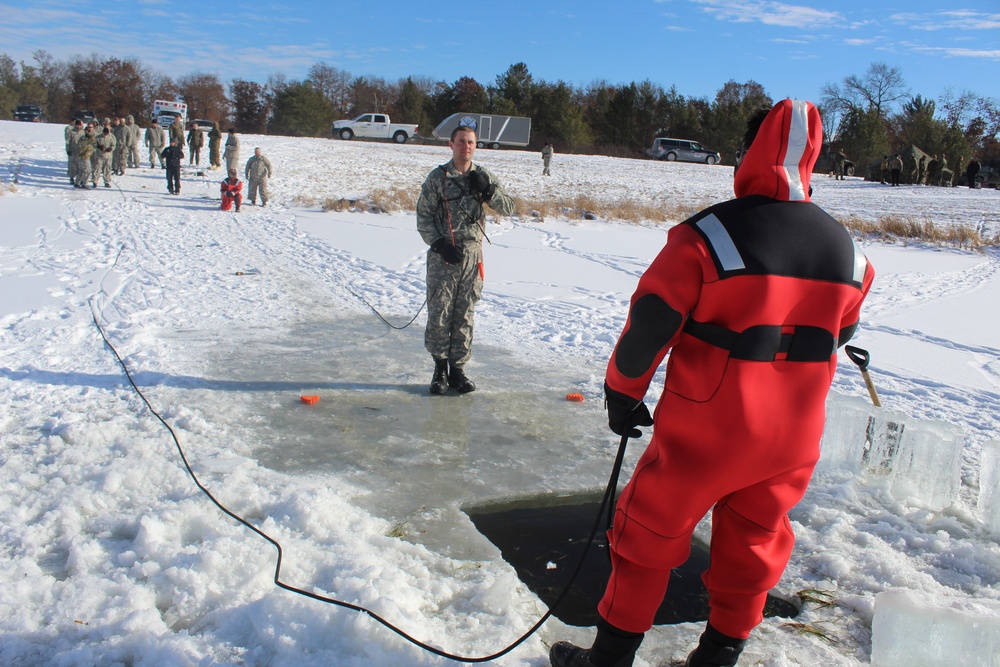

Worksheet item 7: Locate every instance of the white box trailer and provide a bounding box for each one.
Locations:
[432,113,531,149]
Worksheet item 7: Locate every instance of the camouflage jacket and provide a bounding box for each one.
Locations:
[416,161,514,247]
[76,133,97,160]
[95,132,117,155]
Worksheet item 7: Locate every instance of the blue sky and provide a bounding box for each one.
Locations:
[2,0,998,109]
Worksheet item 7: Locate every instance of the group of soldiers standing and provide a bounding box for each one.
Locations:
[63,113,274,204]
[63,115,144,188]
[63,114,238,188]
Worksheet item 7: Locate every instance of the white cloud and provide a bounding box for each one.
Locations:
[890,10,1000,31]
[912,45,1000,59]
[692,0,842,29]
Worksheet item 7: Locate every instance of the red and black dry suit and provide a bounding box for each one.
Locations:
[599,99,875,639]
[220,176,242,211]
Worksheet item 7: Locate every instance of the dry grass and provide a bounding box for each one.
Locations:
[508,194,710,225]
[841,214,996,250]
[298,186,997,250]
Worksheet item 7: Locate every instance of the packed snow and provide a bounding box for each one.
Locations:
[1,120,999,666]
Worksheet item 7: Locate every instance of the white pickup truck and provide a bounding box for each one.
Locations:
[331,113,418,143]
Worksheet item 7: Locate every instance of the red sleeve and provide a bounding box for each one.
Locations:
[605,224,708,401]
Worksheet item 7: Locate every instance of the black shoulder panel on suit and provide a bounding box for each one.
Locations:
[687,195,864,288]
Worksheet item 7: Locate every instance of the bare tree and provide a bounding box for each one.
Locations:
[306,62,352,117]
[822,62,909,119]
[138,65,178,122]
[177,72,229,122]
[102,57,146,117]
[31,50,71,121]
[348,76,394,115]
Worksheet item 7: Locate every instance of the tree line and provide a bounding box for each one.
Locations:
[3,52,997,169]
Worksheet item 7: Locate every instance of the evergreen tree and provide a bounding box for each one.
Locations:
[229,79,269,133]
[268,82,333,137]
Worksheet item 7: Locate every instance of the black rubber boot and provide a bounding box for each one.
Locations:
[683,624,747,667]
[448,363,476,394]
[429,359,449,395]
[549,619,644,667]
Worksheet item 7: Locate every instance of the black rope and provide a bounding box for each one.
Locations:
[89,292,629,662]
[343,284,427,330]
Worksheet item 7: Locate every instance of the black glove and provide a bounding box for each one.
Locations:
[430,238,464,264]
[468,170,496,201]
[604,382,653,438]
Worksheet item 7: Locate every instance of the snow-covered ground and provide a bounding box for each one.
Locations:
[1,120,999,666]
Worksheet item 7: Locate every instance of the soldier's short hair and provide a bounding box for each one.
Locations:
[450,125,477,141]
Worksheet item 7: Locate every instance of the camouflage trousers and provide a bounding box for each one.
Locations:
[128,143,141,169]
[73,156,92,187]
[94,155,112,186]
[424,241,483,367]
[247,178,269,204]
[149,145,164,168]
[113,146,127,174]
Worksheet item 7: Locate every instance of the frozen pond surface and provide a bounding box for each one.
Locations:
[154,313,623,560]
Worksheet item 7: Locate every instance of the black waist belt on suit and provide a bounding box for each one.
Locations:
[683,318,836,362]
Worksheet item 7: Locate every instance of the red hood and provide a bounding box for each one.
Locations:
[734,99,822,202]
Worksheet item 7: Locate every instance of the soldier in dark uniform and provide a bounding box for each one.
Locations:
[160,138,185,195]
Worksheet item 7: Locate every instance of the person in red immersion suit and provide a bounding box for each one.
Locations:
[550,99,876,667]
[220,168,242,212]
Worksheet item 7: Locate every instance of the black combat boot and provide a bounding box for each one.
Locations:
[429,359,449,395]
[448,362,476,394]
[549,619,644,667]
[682,624,747,667]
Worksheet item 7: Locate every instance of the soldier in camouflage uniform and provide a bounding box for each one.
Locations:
[66,119,85,184]
[112,117,129,175]
[93,125,117,187]
[416,120,515,395]
[73,126,97,189]
[169,118,186,152]
[187,123,204,165]
[208,121,223,169]
[244,147,272,205]
[126,115,142,168]
[145,119,166,168]
[223,128,241,173]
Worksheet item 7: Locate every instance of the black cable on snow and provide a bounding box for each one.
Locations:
[89,265,629,662]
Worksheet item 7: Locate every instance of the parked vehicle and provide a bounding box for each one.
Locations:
[331,113,418,143]
[71,109,96,125]
[646,137,721,164]
[152,99,188,128]
[13,105,46,122]
[815,147,855,177]
[432,113,531,149]
[188,119,215,132]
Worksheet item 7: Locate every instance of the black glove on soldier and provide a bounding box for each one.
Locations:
[604,382,654,438]
[468,170,496,201]
[431,238,464,264]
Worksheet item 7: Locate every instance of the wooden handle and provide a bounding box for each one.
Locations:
[861,369,882,408]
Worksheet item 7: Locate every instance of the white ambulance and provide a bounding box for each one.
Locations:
[152,100,188,128]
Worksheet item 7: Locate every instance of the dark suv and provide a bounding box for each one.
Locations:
[13,105,46,122]
[71,109,96,125]
[647,137,721,165]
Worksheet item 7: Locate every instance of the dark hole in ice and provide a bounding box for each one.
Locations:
[465,493,801,627]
